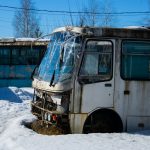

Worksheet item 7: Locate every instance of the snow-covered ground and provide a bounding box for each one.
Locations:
[0,87,150,150]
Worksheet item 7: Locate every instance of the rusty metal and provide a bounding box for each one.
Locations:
[31,102,66,115]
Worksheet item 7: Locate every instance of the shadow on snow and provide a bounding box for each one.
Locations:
[0,87,22,103]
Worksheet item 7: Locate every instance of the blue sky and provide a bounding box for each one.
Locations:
[0,0,149,37]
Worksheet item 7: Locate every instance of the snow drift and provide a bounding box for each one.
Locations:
[0,87,150,150]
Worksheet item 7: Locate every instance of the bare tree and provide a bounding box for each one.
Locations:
[101,0,114,27]
[145,0,150,27]
[77,0,114,27]
[77,0,99,27]
[85,0,100,26]
[78,14,86,27]
[13,0,42,37]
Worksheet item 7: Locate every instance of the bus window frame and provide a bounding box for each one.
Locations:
[78,38,114,84]
[121,39,150,81]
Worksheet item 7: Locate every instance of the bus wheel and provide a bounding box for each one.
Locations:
[83,109,123,133]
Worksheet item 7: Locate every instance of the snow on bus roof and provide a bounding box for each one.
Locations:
[52,26,84,34]
[0,37,50,42]
[123,26,149,29]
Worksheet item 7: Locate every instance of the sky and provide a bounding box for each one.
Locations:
[0,0,149,37]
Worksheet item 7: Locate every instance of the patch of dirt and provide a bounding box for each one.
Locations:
[30,120,63,135]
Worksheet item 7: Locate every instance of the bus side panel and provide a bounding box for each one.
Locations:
[114,39,150,132]
[81,81,114,113]
[127,116,150,132]
[127,81,150,116]
[113,39,128,131]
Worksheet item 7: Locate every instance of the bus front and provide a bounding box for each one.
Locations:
[31,27,82,132]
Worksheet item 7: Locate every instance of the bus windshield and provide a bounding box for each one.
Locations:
[36,31,82,85]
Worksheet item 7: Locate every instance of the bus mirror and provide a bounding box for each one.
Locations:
[31,66,39,80]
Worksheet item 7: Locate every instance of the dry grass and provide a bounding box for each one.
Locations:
[30,120,63,135]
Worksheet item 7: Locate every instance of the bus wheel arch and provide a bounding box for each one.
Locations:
[82,108,123,133]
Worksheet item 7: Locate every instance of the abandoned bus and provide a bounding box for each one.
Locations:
[31,26,150,133]
[0,38,49,87]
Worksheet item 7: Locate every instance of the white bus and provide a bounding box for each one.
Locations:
[31,26,150,133]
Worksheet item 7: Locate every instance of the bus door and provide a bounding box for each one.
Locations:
[78,39,114,113]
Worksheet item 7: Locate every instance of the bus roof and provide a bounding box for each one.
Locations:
[52,26,150,39]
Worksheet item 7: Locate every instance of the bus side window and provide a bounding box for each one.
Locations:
[12,48,20,65]
[79,40,113,83]
[98,54,111,75]
[26,47,41,65]
[80,54,99,75]
[121,40,150,80]
[0,47,10,65]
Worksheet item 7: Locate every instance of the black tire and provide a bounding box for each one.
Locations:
[83,109,123,133]
[91,113,118,133]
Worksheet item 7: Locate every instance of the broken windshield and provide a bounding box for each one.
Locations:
[36,31,82,85]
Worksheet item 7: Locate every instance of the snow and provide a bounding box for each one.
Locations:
[16,38,50,42]
[0,37,49,42]
[123,26,148,29]
[0,87,150,150]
